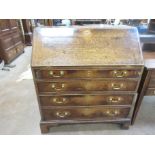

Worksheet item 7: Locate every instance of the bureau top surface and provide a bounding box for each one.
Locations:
[31,25,144,67]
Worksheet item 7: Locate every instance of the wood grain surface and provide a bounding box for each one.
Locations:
[31,26,144,67]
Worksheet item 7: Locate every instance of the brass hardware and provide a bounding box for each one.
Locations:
[49,70,64,77]
[52,97,67,104]
[49,71,53,75]
[36,71,40,78]
[113,70,127,78]
[105,110,120,116]
[87,71,92,73]
[111,83,124,90]
[108,96,121,103]
[86,71,93,77]
[55,111,70,118]
[87,71,92,74]
[51,83,65,91]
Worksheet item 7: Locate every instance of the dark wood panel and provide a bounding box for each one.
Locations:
[12,33,22,45]
[0,19,23,64]
[34,69,142,79]
[37,79,138,93]
[42,106,130,121]
[9,20,18,29]
[0,37,14,50]
[148,79,155,87]
[145,88,155,95]
[39,94,135,106]
[15,43,24,54]
[4,48,17,63]
[22,19,32,45]
[0,19,10,32]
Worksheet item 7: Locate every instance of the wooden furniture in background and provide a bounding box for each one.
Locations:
[142,19,155,51]
[36,19,53,26]
[22,19,33,46]
[31,26,144,133]
[43,19,53,26]
[148,19,155,34]
[71,19,103,25]
[132,51,155,124]
[0,19,24,64]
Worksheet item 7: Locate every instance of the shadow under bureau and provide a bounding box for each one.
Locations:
[31,26,144,133]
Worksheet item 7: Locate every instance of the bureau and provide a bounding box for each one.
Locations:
[31,26,144,133]
[0,19,24,64]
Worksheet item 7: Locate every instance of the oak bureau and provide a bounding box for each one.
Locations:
[31,26,144,133]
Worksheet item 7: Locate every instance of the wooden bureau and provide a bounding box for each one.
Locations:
[31,26,144,133]
[0,19,24,64]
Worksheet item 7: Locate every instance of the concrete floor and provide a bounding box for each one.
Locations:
[0,46,155,135]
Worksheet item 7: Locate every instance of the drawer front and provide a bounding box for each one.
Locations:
[0,37,14,50]
[37,80,138,93]
[12,33,22,45]
[42,107,130,121]
[40,94,135,106]
[15,43,24,54]
[0,20,10,32]
[145,88,155,96]
[148,79,155,88]
[5,48,16,62]
[34,69,141,79]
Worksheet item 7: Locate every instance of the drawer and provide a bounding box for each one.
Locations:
[145,88,155,96]
[0,37,14,50]
[12,33,22,45]
[15,43,24,54]
[42,107,130,121]
[39,94,135,106]
[148,79,155,88]
[34,69,141,79]
[4,48,17,63]
[37,79,138,93]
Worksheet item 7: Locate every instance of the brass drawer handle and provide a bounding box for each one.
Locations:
[52,97,67,104]
[108,97,121,103]
[49,71,64,77]
[111,83,124,90]
[113,70,127,78]
[87,71,93,76]
[105,110,120,116]
[55,111,70,118]
[51,83,65,91]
